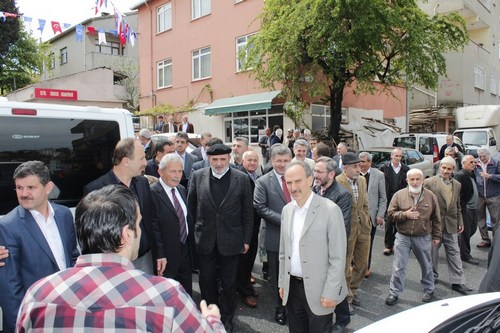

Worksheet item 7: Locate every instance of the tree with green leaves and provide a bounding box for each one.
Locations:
[247,0,468,143]
[0,27,47,95]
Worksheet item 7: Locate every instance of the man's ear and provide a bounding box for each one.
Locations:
[45,181,55,194]
[121,225,132,245]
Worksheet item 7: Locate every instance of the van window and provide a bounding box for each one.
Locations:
[0,117,120,215]
[418,137,433,155]
[393,137,416,149]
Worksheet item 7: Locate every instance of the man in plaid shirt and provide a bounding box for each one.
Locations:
[17,185,225,333]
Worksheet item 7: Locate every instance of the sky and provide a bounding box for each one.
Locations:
[14,0,136,40]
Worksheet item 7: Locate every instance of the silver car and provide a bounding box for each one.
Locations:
[358,147,434,178]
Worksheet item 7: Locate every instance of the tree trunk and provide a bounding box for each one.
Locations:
[328,84,345,144]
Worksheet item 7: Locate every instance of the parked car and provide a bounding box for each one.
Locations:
[357,292,500,332]
[393,133,465,163]
[359,147,434,178]
[151,132,201,154]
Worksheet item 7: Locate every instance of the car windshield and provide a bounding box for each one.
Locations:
[456,131,487,146]
[393,137,416,149]
[369,151,391,168]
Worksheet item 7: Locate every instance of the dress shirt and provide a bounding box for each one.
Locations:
[30,203,67,270]
[159,178,189,235]
[181,123,188,132]
[17,253,225,333]
[348,177,359,202]
[176,151,186,168]
[273,169,285,191]
[290,192,315,277]
[391,162,401,174]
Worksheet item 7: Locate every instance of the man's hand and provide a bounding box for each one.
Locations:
[457,225,464,234]
[405,207,420,220]
[376,216,384,226]
[432,239,440,247]
[0,246,8,267]
[279,288,284,300]
[200,300,221,320]
[480,171,491,179]
[242,244,249,254]
[157,258,167,276]
[320,296,336,308]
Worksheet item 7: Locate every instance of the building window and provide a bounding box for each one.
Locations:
[192,47,211,80]
[236,34,255,72]
[157,59,172,89]
[192,0,210,20]
[223,106,283,143]
[94,40,122,55]
[60,47,68,65]
[474,65,485,90]
[49,52,55,69]
[491,75,497,95]
[157,2,172,33]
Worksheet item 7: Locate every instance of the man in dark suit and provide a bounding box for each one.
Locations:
[145,139,174,178]
[138,129,155,160]
[269,125,283,145]
[439,134,463,159]
[237,150,261,308]
[155,115,165,132]
[179,115,195,133]
[254,144,292,325]
[332,142,348,173]
[175,132,198,188]
[191,132,212,161]
[0,161,79,332]
[84,138,166,276]
[161,115,177,133]
[151,154,194,295]
[188,144,253,332]
[259,127,271,163]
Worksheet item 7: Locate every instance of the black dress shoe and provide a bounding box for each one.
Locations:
[452,284,473,294]
[422,292,433,303]
[275,311,286,325]
[385,294,398,306]
[463,257,480,265]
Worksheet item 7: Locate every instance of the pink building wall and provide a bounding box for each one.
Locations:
[136,0,406,120]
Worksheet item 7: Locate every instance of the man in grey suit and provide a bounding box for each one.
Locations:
[175,131,198,188]
[191,132,212,161]
[188,144,253,332]
[254,144,292,325]
[279,161,347,332]
[359,152,387,278]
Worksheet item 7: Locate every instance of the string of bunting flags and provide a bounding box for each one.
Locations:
[0,0,136,46]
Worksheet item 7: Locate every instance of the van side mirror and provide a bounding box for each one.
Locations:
[491,138,497,146]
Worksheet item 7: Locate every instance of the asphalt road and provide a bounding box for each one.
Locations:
[191,228,491,332]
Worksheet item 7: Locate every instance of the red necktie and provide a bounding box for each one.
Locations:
[172,188,188,244]
[281,176,291,203]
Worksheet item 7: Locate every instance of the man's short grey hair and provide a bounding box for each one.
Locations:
[461,154,475,165]
[477,148,490,156]
[159,153,183,170]
[406,168,423,178]
[201,132,212,140]
[294,139,309,150]
[444,146,456,155]
[287,160,313,177]
[270,144,292,160]
[316,156,338,174]
[303,129,311,136]
[233,136,249,147]
[358,151,372,161]
[242,150,259,160]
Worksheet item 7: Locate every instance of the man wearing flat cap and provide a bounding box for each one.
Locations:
[188,143,254,333]
[336,152,371,314]
[424,156,472,295]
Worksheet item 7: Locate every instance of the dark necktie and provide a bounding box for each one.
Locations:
[281,175,291,203]
[172,188,187,243]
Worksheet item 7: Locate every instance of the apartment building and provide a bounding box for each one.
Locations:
[133,0,406,142]
[8,13,139,109]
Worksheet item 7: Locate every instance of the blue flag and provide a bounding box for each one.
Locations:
[75,24,84,42]
[37,19,46,32]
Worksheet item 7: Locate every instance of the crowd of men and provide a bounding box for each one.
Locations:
[1,126,500,333]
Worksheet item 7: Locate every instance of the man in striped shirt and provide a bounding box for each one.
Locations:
[17,185,225,333]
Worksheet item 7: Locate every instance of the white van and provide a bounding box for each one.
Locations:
[0,100,134,216]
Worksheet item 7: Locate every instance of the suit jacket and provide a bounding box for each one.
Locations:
[278,194,348,316]
[379,161,410,202]
[336,173,371,237]
[179,122,194,133]
[188,168,253,256]
[314,181,352,238]
[366,168,387,227]
[150,182,195,278]
[439,143,462,159]
[254,170,288,252]
[191,146,205,161]
[145,158,160,178]
[332,155,343,173]
[0,203,79,332]
[238,166,262,234]
[269,133,282,145]
[161,122,178,133]
[83,171,165,268]
[423,176,463,234]
[179,152,198,188]
[454,168,476,210]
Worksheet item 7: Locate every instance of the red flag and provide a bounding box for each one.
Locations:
[51,21,62,35]
[86,26,96,35]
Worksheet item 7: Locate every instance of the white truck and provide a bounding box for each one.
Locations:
[454,105,500,157]
[0,100,135,216]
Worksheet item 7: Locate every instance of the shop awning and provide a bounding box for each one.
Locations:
[204,90,281,115]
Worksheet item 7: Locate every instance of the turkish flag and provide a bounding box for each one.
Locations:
[51,21,62,35]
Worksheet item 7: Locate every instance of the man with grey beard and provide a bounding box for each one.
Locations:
[385,169,441,306]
